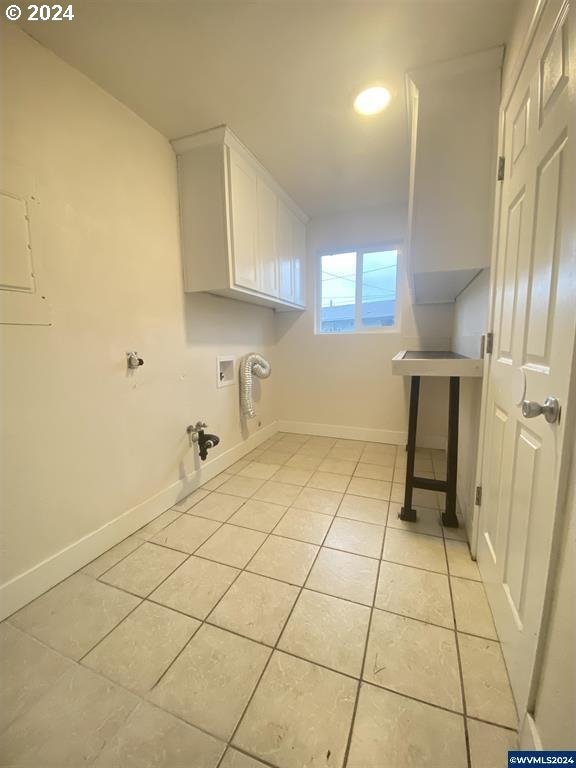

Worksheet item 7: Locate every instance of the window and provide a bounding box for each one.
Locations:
[317,247,399,333]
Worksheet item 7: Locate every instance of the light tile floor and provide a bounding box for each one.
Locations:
[0,434,518,768]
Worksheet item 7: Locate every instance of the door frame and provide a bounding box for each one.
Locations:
[473,0,576,735]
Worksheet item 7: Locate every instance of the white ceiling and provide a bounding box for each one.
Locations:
[17,1,519,217]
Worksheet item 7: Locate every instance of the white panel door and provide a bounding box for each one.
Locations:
[277,198,294,302]
[257,177,279,296]
[228,148,259,290]
[291,213,306,307]
[478,0,575,718]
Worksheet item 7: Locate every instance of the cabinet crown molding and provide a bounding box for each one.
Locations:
[171,124,308,223]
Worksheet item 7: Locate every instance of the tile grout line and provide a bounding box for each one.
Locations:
[146,499,297,693]
[341,492,389,768]
[77,508,225,663]
[53,466,469,663]
[83,483,288,670]
[9,607,516,745]
[4,438,455,764]
[216,483,355,768]
[87,556,500,649]
[77,526,218,663]
[442,524,473,768]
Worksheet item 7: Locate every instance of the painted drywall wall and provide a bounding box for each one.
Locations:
[0,25,275,613]
[452,269,490,532]
[274,206,455,446]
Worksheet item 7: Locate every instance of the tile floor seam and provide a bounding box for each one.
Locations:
[87,556,379,614]
[359,678,478,720]
[147,508,290,692]
[466,714,519,733]
[380,554,447,576]
[1,623,232,753]
[369,603,454,632]
[443,530,473,768]
[341,500,388,768]
[85,495,286,688]
[225,745,280,768]
[16,614,509,768]
[9,439,494,768]
[75,596,146,663]
[82,536,148,579]
[80,538,210,660]
[95,544,193,586]
[219,487,351,768]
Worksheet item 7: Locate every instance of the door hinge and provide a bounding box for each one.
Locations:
[475,486,483,506]
[485,332,494,355]
[497,156,505,181]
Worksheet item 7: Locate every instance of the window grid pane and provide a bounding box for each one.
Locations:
[318,248,398,334]
[320,252,357,333]
[360,249,397,328]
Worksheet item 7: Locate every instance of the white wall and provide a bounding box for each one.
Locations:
[274,206,455,446]
[0,25,275,617]
[452,269,490,532]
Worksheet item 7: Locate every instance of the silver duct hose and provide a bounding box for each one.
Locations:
[240,353,271,418]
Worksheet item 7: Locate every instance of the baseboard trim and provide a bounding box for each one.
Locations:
[519,713,543,751]
[0,422,278,621]
[277,420,447,450]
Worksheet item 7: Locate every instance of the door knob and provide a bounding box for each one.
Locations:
[521,396,561,424]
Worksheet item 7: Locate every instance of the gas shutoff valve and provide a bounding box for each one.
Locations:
[127,351,144,370]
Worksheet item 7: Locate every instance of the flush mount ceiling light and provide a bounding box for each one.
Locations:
[353,86,391,116]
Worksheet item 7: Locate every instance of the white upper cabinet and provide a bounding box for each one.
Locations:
[256,176,279,297]
[406,47,503,304]
[277,198,294,302]
[276,197,306,306]
[292,213,306,307]
[172,126,307,309]
[228,148,259,291]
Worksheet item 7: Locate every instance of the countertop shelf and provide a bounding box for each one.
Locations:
[392,350,483,378]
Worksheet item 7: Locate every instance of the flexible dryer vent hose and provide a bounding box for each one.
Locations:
[240,353,271,418]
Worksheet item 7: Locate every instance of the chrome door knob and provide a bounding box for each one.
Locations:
[521,397,561,424]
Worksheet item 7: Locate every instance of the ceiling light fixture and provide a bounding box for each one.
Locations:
[353,86,391,116]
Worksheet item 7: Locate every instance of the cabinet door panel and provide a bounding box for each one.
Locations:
[228,148,259,290]
[292,215,306,307]
[277,199,294,302]
[257,178,278,296]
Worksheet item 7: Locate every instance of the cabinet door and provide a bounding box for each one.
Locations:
[277,198,294,303]
[291,214,306,307]
[257,177,278,296]
[228,148,259,290]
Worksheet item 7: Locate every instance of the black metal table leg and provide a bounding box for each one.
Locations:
[400,375,420,522]
[442,376,460,527]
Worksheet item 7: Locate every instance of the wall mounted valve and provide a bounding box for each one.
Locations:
[187,421,221,461]
[127,351,144,370]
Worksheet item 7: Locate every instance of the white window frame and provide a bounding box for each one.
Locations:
[315,242,401,335]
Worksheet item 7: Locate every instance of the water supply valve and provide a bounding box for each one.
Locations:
[187,421,220,461]
[127,351,144,370]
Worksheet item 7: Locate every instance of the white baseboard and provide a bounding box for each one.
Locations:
[277,420,447,450]
[1,416,447,620]
[0,422,278,621]
[519,712,543,751]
